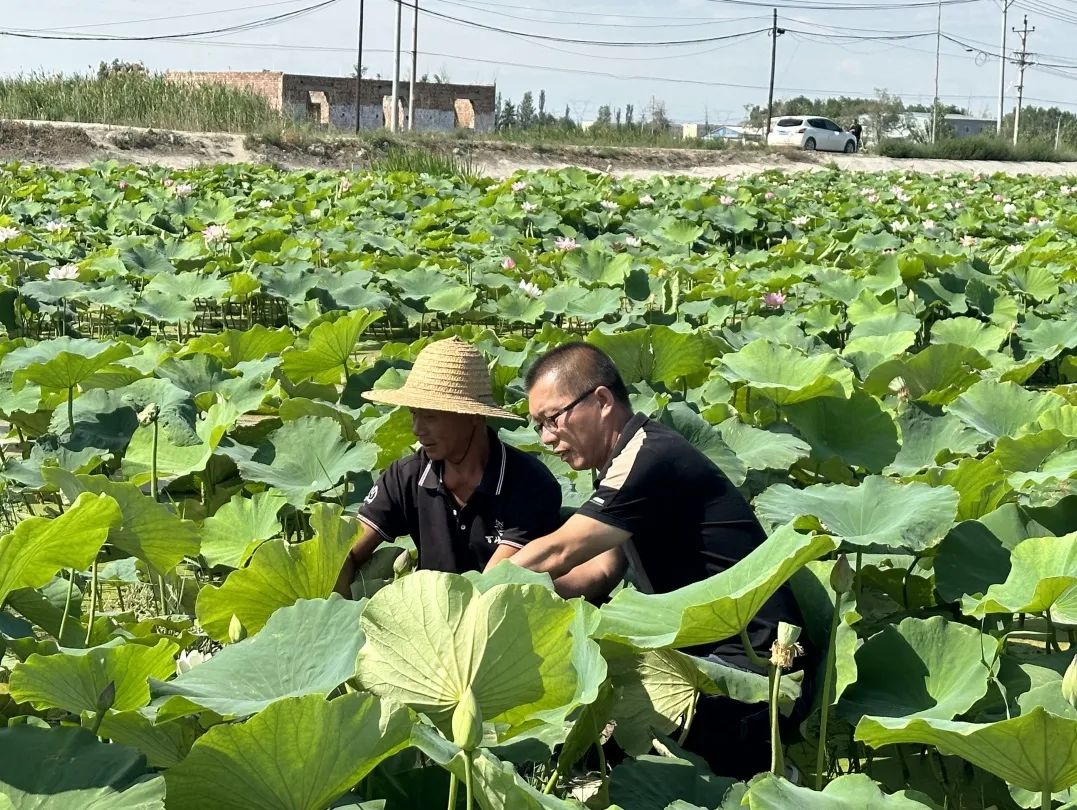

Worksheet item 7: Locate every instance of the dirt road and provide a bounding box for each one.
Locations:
[3,118,1077,179]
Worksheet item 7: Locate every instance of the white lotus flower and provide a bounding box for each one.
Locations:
[960,235,977,247]
[518,279,541,299]
[339,177,352,192]
[258,199,273,209]
[44,220,66,233]
[624,235,642,247]
[0,226,19,242]
[600,200,619,211]
[638,194,654,206]
[511,180,528,192]
[720,195,735,206]
[176,648,211,675]
[554,236,578,251]
[47,264,79,281]
[791,215,809,227]
[521,201,538,213]
[202,224,228,244]
[174,183,194,197]
[1002,203,1017,216]
[890,219,909,233]
[1007,244,1023,254]
[308,208,323,221]
[922,219,937,231]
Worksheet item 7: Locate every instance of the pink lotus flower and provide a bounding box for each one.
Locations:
[867,194,879,204]
[761,290,786,309]
[47,264,79,281]
[993,194,1005,202]
[118,180,128,190]
[202,224,228,244]
[501,257,516,270]
[511,180,528,193]
[972,174,982,182]
[0,226,19,242]
[764,192,776,200]
[554,236,578,251]
[720,195,735,206]
[1028,216,1040,225]
[521,201,538,213]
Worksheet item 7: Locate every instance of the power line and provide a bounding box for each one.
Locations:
[9,0,321,33]
[426,0,770,28]
[703,0,982,10]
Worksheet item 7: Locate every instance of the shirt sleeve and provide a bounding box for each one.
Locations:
[496,466,563,550]
[574,428,653,536]
[357,463,409,541]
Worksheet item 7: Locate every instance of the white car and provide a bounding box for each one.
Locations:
[769,116,858,153]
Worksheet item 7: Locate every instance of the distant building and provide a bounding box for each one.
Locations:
[945,114,997,137]
[700,124,764,143]
[165,71,496,132]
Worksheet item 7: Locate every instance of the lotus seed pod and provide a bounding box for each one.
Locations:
[830,554,854,595]
[451,687,483,751]
[136,402,160,427]
[1063,656,1077,710]
[227,614,247,644]
[770,622,805,671]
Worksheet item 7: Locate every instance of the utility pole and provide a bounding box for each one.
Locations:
[997,0,1014,136]
[931,0,942,142]
[765,9,784,144]
[1056,114,1063,150]
[353,0,365,133]
[1011,14,1034,145]
[390,0,403,132]
[408,0,418,131]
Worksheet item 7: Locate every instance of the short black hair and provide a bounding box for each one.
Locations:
[525,342,632,408]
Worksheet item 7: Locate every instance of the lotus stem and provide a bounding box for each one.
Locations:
[464,756,474,810]
[1042,788,1052,810]
[854,551,863,604]
[67,386,75,433]
[84,556,99,646]
[89,708,106,736]
[1043,611,1061,653]
[446,772,458,810]
[902,553,923,610]
[769,664,784,777]
[58,568,75,643]
[150,418,159,502]
[815,592,844,789]
[678,692,699,745]
[542,766,560,795]
[739,627,769,671]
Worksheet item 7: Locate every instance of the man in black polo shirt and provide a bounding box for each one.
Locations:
[486,341,811,778]
[335,337,562,594]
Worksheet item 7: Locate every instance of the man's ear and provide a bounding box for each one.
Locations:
[594,386,616,411]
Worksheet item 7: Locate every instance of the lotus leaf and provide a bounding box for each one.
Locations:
[718,339,853,406]
[588,326,720,388]
[199,490,288,569]
[3,338,132,392]
[742,773,933,809]
[947,379,1067,440]
[94,711,200,768]
[181,326,294,367]
[608,755,735,810]
[962,532,1077,617]
[716,418,811,471]
[121,401,238,485]
[783,391,900,472]
[280,309,383,384]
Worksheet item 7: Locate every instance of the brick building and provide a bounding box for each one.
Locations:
[165,71,497,132]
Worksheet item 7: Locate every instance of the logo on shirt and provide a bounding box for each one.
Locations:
[486,519,505,545]
[364,485,378,504]
[590,496,605,505]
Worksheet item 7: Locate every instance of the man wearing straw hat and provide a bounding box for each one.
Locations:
[336,337,573,593]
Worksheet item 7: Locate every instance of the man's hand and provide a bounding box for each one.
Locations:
[333,523,385,598]
[497,514,630,580]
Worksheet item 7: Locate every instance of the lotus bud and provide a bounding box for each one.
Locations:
[451,687,483,751]
[770,621,804,671]
[96,680,117,714]
[137,402,160,427]
[392,550,414,579]
[227,614,247,644]
[830,554,854,595]
[887,376,910,403]
[1063,656,1077,710]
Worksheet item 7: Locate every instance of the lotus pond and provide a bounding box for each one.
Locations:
[0,161,1075,809]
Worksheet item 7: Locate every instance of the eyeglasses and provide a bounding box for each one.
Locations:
[533,387,597,434]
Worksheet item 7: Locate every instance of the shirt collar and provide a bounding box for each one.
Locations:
[418,428,506,496]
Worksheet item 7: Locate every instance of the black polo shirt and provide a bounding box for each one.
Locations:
[357,430,562,573]
[575,412,806,662]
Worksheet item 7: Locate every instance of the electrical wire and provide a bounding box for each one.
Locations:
[426,0,770,28]
[9,0,323,33]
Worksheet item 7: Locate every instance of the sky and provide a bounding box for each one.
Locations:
[3,0,1077,125]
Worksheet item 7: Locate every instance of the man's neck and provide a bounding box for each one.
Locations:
[442,426,491,504]
[598,408,634,471]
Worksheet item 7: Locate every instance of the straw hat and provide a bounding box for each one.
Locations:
[361,337,522,421]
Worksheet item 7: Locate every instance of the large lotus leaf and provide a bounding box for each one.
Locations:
[47,387,139,453]
[962,533,1077,617]
[280,309,384,384]
[947,379,1067,440]
[884,406,986,475]
[716,418,811,472]
[596,522,835,649]
[838,616,999,722]
[181,326,294,367]
[426,284,477,315]
[195,506,356,642]
[742,773,933,809]
[607,645,796,756]
[856,707,1077,794]
[145,270,229,302]
[588,325,720,388]
[94,711,200,768]
[0,726,164,809]
[154,354,231,400]
[3,338,132,391]
[562,248,632,287]
[1019,315,1077,360]
[132,291,197,324]
[236,416,378,507]
[121,401,237,485]
[164,693,412,810]
[659,403,745,486]
[200,490,288,569]
[356,570,604,742]
[718,339,853,406]
[931,317,1008,355]
[152,597,364,718]
[9,638,177,714]
[121,244,176,278]
[42,469,198,573]
[783,391,899,473]
[788,561,860,702]
[1,434,108,489]
[109,377,200,446]
[755,477,958,554]
[565,287,623,321]
[410,724,578,810]
[912,456,1014,521]
[864,344,990,406]
[608,754,735,810]
[0,492,122,606]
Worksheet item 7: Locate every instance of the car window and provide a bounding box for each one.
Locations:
[776,118,802,127]
[806,118,827,129]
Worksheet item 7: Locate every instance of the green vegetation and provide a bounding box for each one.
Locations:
[878,134,1077,161]
[0,162,1075,808]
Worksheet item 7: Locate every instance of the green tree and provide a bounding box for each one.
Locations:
[538,89,546,119]
[500,100,517,130]
[519,92,536,129]
[625,103,635,127]
[595,105,612,127]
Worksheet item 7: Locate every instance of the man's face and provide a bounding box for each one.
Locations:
[409,409,481,462]
[527,373,605,471]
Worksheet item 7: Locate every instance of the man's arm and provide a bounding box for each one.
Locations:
[333,523,385,598]
[492,513,631,579]
[551,547,626,600]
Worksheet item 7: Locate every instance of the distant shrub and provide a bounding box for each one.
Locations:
[879,134,1076,162]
